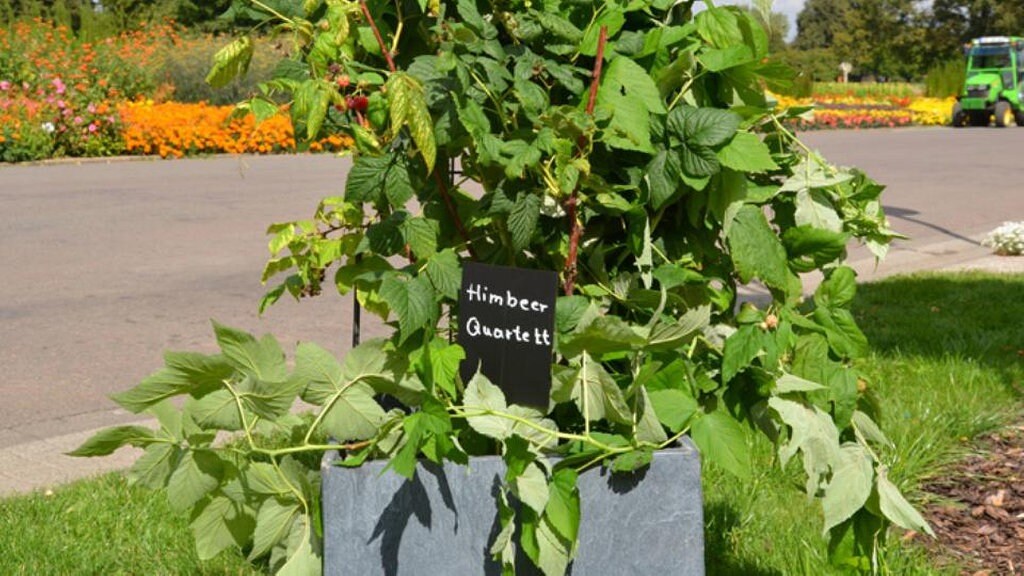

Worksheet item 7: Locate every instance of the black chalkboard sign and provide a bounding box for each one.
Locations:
[458,262,557,408]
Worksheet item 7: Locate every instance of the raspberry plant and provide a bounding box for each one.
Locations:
[74,0,926,574]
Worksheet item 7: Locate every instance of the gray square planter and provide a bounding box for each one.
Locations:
[321,439,704,575]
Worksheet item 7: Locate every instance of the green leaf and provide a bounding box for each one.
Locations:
[716,132,778,173]
[191,495,255,561]
[425,249,462,300]
[695,7,743,49]
[544,468,580,544]
[558,316,645,358]
[515,462,550,515]
[601,57,666,114]
[379,274,436,344]
[783,226,849,271]
[691,410,750,478]
[649,389,698,432]
[67,425,155,456]
[645,150,684,210]
[722,324,764,383]
[813,307,869,359]
[386,72,436,172]
[816,267,857,309]
[424,340,465,397]
[634,386,668,444]
[563,353,632,425]
[727,204,792,291]
[508,193,541,250]
[679,143,720,177]
[647,305,711,351]
[463,372,512,440]
[212,322,288,382]
[206,36,254,88]
[186,389,244,431]
[775,373,826,393]
[822,444,874,533]
[514,79,549,117]
[877,470,934,536]
[250,497,301,560]
[296,342,389,441]
[579,8,625,56]
[795,189,843,232]
[612,448,654,472]
[400,216,439,258]
[129,443,180,489]
[698,45,754,72]
[345,152,415,207]
[523,514,572,576]
[670,105,741,148]
[275,515,321,576]
[167,450,224,512]
[768,397,841,495]
[851,411,893,449]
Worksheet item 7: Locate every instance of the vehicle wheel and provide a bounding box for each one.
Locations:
[969,111,990,126]
[1015,110,1024,126]
[952,102,967,127]
[995,101,1014,127]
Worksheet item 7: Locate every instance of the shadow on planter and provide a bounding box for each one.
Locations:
[322,440,704,575]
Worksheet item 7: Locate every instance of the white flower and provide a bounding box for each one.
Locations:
[41,122,56,134]
[982,221,1024,255]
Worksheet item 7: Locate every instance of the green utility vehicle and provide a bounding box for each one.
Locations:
[953,36,1024,127]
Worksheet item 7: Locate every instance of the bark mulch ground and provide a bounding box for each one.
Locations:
[919,425,1024,575]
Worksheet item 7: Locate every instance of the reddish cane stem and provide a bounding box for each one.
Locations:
[358,0,397,73]
[433,170,478,259]
[564,26,607,296]
[357,0,475,260]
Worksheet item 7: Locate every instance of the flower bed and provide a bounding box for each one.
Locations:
[776,91,956,130]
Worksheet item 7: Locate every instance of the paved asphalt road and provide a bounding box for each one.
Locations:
[1,127,1021,448]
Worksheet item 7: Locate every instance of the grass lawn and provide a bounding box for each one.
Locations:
[1,271,1021,575]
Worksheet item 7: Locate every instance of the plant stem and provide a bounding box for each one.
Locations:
[358,0,397,73]
[255,440,373,457]
[564,25,607,296]
[432,169,478,259]
[223,380,258,450]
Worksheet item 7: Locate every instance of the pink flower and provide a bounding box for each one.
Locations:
[87,103,96,114]
[0,81,10,91]
[52,77,66,95]
[88,123,98,133]
[73,116,83,124]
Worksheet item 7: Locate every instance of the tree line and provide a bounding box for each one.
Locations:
[788,0,1024,82]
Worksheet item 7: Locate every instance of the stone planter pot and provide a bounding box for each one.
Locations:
[321,439,704,575]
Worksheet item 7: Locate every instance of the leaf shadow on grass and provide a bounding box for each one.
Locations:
[853,273,1024,398]
[702,501,784,576]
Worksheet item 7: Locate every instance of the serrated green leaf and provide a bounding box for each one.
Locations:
[67,425,155,457]
[647,305,710,351]
[206,36,254,88]
[877,470,934,536]
[186,389,245,431]
[566,353,632,425]
[380,274,436,344]
[716,132,778,173]
[463,371,511,440]
[649,388,698,432]
[813,306,869,359]
[515,462,550,515]
[727,204,792,291]
[425,340,464,397]
[558,316,645,358]
[822,444,874,533]
[112,353,234,413]
[691,410,750,478]
[167,450,224,512]
[544,468,579,543]
[775,373,826,393]
[128,443,180,489]
[634,386,668,444]
[387,72,436,172]
[425,249,461,300]
[795,189,843,232]
[695,6,743,48]
[768,397,841,495]
[612,448,654,472]
[345,152,415,207]
[671,105,741,148]
[601,57,666,115]
[852,411,892,449]
[508,193,541,250]
[212,322,288,382]
[191,495,255,561]
[816,267,857,309]
[250,497,301,560]
[296,341,389,440]
[645,150,684,210]
[400,216,439,258]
